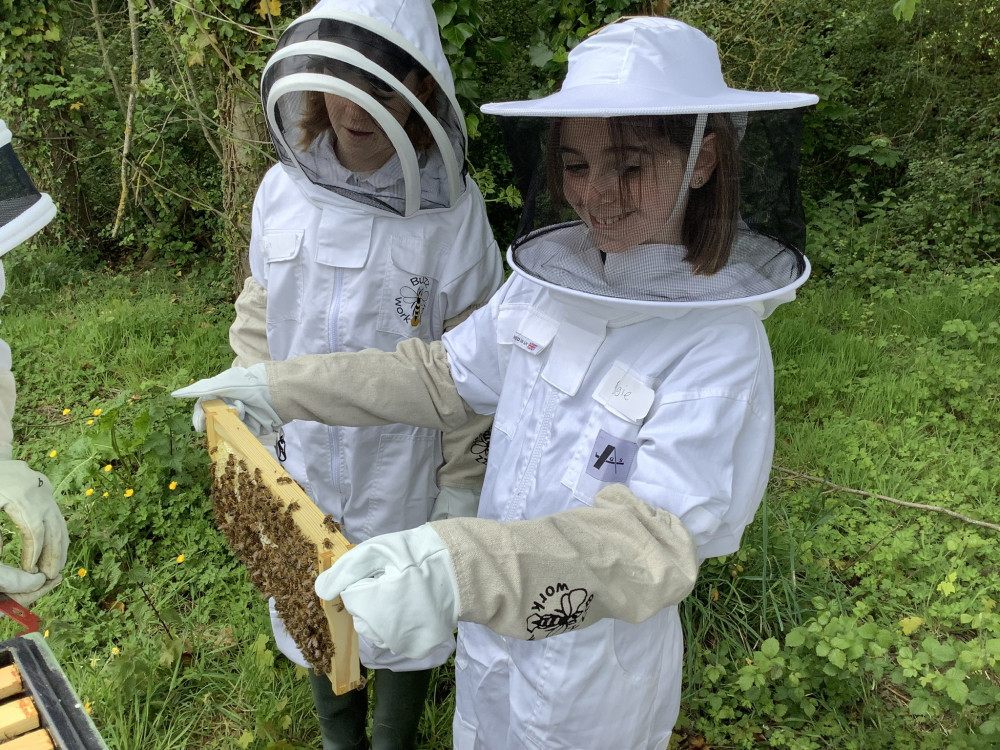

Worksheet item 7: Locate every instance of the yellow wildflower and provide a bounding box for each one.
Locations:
[85,488,94,497]
[62,408,71,416]
[103,464,112,472]
[87,419,94,425]
[111,646,120,656]
[124,489,134,498]
[102,492,109,498]
[84,702,92,714]
[48,450,58,458]
[43,630,49,638]
[77,568,87,578]
[92,408,102,416]
[169,481,178,490]
[176,554,186,564]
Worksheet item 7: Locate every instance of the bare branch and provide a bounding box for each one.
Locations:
[112,0,141,238]
[90,0,126,114]
[773,465,1000,533]
[147,0,224,163]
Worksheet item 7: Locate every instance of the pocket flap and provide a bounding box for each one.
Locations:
[262,230,303,263]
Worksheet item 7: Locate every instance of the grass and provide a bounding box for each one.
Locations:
[1,240,998,748]
[677,267,1000,747]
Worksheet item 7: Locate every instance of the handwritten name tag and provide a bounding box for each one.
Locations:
[593,363,654,424]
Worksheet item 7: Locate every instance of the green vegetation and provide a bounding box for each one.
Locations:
[1,0,998,747]
[681,268,1000,748]
[4,231,996,749]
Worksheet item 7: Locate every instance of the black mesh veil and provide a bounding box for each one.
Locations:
[0,125,55,257]
[0,143,42,232]
[498,110,809,304]
[260,14,467,216]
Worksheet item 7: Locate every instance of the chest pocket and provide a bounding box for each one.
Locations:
[561,362,656,505]
[376,235,441,341]
[262,230,304,325]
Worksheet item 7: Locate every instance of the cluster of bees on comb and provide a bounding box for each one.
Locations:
[210,453,336,673]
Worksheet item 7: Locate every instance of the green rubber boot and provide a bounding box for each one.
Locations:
[370,668,433,750]
[309,669,368,750]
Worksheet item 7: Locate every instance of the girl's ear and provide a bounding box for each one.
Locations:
[691,133,718,188]
[416,75,435,105]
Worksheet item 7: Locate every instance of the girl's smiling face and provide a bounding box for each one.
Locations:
[558,118,711,255]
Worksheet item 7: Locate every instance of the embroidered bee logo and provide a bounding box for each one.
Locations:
[471,429,490,465]
[395,275,431,327]
[525,584,593,639]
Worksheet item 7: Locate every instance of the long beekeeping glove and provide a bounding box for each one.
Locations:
[0,460,68,605]
[171,363,282,437]
[315,525,459,660]
[316,484,698,657]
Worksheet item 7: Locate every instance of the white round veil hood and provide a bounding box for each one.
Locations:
[261,0,467,216]
[305,0,454,88]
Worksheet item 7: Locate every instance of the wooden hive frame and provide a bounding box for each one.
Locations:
[202,400,363,695]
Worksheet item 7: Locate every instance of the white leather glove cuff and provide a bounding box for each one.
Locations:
[171,363,282,436]
[314,525,459,660]
[0,460,68,601]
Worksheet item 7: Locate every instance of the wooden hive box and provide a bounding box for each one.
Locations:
[202,400,363,695]
[0,633,108,749]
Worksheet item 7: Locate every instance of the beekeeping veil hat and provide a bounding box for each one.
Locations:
[261,0,467,216]
[0,120,56,259]
[482,18,819,315]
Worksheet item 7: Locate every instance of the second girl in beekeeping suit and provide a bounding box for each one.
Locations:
[178,16,817,749]
[218,0,502,747]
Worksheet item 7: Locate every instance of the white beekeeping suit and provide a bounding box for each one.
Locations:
[227,0,503,673]
[0,119,68,605]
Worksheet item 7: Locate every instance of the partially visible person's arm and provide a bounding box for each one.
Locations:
[433,305,494,519]
[230,277,270,368]
[0,331,68,605]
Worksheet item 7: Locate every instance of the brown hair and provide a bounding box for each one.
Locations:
[546,113,740,274]
[297,81,438,154]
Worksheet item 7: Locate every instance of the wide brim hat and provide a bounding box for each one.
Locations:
[481,17,818,117]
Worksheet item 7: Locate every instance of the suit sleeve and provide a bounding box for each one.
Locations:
[0,338,14,460]
[229,277,271,368]
[436,305,494,491]
[266,338,477,432]
[429,483,698,640]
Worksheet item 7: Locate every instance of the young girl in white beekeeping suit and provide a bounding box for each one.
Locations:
[177,16,817,749]
[201,0,503,747]
[0,120,68,610]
